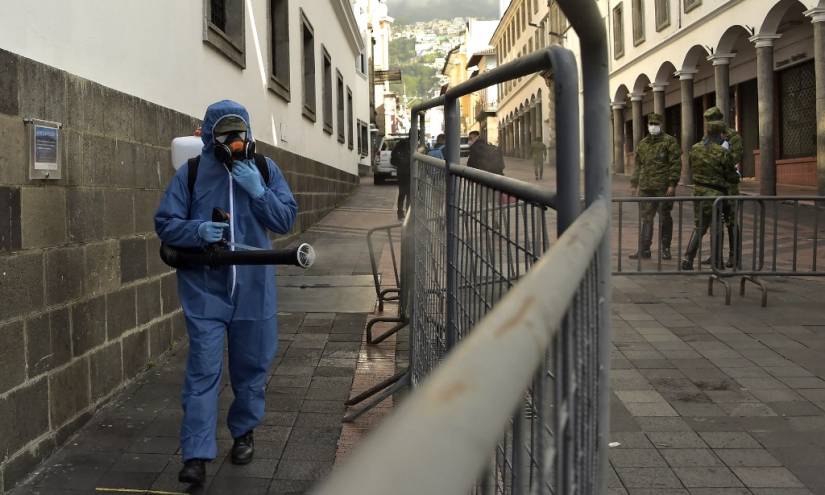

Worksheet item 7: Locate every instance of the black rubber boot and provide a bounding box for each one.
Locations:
[681,230,703,271]
[726,223,739,268]
[231,431,254,465]
[179,459,206,485]
[661,215,673,260]
[629,222,653,260]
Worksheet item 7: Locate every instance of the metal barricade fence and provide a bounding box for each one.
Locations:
[710,196,825,306]
[613,195,824,305]
[315,1,611,492]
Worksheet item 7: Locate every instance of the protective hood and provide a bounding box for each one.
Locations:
[201,100,253,153]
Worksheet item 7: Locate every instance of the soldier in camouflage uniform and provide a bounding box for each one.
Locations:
[701,107,743,268]
[630,113,682,260]
[680,115,740,270]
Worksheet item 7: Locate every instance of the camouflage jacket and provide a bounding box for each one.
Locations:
[723,127,743,190]
[690,137,739,193]
[631,133,681,190]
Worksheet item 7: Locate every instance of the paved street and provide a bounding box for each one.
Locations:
[503,156,825,494]
[10,185,400,495]
[10,155,825,494]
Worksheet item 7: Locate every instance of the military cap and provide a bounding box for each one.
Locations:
[703,106,724,122]
[647,112,663,125]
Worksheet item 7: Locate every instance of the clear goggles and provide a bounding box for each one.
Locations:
[214,131,247,144]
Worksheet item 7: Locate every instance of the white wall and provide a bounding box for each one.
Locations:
[0,0,370,175]
[606,0,820,98]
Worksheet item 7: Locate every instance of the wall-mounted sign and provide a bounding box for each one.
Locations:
[25,119,62,180]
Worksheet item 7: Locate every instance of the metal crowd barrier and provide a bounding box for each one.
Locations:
[317,0,612,492]
[613,195,824,306]
[710,196,825,306]
[366,223,401,314]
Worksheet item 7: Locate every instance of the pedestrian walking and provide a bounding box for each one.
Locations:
[530,138,546,180]
[680,113,739,270]
[428,133,446,160]
[391,136,411,221]
[467,131,505,175]
[155,100,298,486]
[629,112,681,260]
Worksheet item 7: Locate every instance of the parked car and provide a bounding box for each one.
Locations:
[373,135,405,184]
[460,136,470,157]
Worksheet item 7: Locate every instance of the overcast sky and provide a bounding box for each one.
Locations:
[386,0,499,23]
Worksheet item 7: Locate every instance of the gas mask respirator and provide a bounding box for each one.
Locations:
[648,125,661,136]
[214,131,255,169]
[213,116,255,168]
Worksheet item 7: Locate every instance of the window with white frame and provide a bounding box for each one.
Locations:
[301,10,316,121]
[632,0,645,46]
[268,0,290,100]
[204,0,245,68]
[613,3,625,59]
[655,0,670,31]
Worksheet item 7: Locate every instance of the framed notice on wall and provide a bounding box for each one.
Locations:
[26,119,62,180]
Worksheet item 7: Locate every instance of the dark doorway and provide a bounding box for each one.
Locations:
[693,95,706,143]
[738,78,759,177]
[665,104,681,145]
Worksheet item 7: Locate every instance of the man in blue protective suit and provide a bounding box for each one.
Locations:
[155,100,298,485]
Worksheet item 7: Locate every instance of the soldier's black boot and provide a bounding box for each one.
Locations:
[629,223,653,260]
[681,230,702,271]
[179,459,206,485]
[661,215,673,260]
[726,223,739,268]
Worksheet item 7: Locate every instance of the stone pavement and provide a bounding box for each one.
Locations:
[10,183,400,495]
[9,153,825,494]
[610,274,825,495]
[503,155,825,494]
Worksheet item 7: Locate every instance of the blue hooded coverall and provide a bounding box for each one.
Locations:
[154,100,298,462]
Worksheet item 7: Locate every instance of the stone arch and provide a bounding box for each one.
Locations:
[716,25,752,54]
[760,0,807,34]
[613,84,630,104]
[632,73,652,94]
[681,44,711,71]
[654,61,678,85]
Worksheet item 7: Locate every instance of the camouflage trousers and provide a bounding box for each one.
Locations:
[722,184,738,226]
[692,187,723,233]
[639,188,674,225]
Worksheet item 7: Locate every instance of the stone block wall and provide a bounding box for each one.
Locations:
[0,49,357,492]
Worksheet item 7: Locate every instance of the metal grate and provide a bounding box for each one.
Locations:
[780,61,817,159]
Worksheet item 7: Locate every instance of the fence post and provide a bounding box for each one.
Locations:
[444,96,460,350]
[556,0,612,492]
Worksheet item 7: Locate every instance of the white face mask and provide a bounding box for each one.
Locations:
[648,125,661,135]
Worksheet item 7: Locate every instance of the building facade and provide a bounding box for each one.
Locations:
[603,0,825,194]
[492,0,568,162]
[0,0,368,490]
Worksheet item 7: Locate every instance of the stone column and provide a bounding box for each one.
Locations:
[612,102,626,174]
[750,33,782,195]
[514,117,521,157]
[631,92,645,151]
[805,7,825,195]
[521,113,530,158]
[677,69,697,184]
[650,83,668,127]
[709,53,735,124]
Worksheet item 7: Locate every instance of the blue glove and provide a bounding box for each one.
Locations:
[197,221,229,244]
[232,160,266,198]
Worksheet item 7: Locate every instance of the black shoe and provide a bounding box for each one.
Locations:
[662,247,672,260]
[629,250,651,260]
[178,459,206,485]
[680,259,694,271]
[231,431,254,465]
